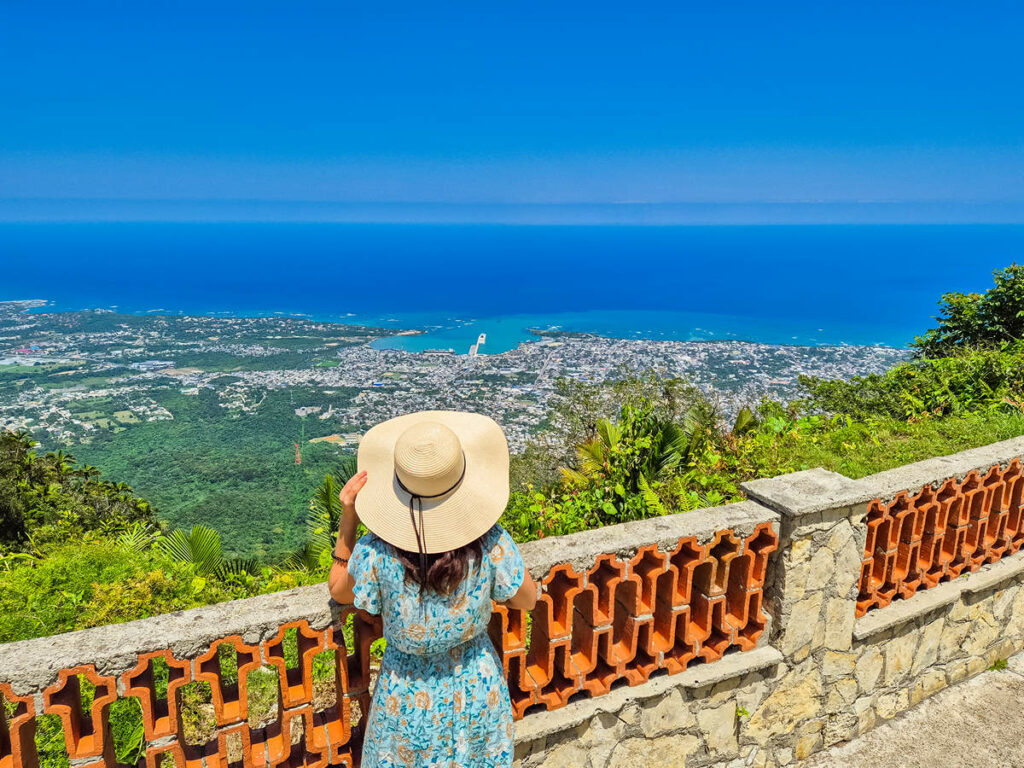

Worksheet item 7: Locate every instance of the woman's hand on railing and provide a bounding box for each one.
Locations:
[504,569,538,612]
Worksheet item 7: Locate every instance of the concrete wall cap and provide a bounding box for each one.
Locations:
[741,467,862,518]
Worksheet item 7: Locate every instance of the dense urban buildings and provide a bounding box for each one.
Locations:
[1,300,907,451]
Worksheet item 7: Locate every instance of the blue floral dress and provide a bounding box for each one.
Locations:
[348,524,525,768]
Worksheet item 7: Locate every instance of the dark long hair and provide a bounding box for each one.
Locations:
[393,536,484,595]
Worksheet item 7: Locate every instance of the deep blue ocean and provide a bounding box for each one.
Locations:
[2,222,1022,352]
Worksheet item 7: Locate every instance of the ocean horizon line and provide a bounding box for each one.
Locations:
[4,200,1024,226]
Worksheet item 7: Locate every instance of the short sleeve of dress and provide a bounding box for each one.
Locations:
[347,533,383,615]
[487,525,526,603]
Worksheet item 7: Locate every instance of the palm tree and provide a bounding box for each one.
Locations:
[157,525,225,576]
[75,464,101,480]
[50,451,75,474]
[560,405,707,492]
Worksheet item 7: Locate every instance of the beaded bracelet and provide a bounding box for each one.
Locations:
[332,553,349,565]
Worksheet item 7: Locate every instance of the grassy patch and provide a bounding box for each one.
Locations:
[757,410,1024,479]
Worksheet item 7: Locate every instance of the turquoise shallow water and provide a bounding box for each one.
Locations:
[363,308,910,353]
[4,222,1023,351]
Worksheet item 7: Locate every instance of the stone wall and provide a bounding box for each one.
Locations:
[516,435,1024,767]
[2,436,1024,768]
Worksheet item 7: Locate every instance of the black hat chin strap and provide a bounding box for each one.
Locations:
[395,455,467,591]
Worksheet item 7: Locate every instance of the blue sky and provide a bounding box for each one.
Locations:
[3,2,1023,221]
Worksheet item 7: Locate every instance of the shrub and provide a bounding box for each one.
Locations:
[502,391,744,541]
[914,263,1024,357]
[799,345,1024,420]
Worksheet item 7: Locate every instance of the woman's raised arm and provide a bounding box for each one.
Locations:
[327,470,367,604]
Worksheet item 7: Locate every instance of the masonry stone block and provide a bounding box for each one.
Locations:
[911,618,945,674]
[697,701,739,756]
[538,739,589,768]
[938,619,972,662]
[781,593,823,657]
[854,646,883,692]
[883,631,919,686]
[745,667,822,744]
[821,651,857,680]
[807,548,835,593]
[909,669,948,707]
[639,689,693,737]
[823,598,857,651]
[606,734,701,768]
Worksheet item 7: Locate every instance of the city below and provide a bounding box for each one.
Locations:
[0,299,907,452]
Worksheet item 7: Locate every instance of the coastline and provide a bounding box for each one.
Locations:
[524,327,907,351]
[6,298,908,356]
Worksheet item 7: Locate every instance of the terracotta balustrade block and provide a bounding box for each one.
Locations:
[42,666,118,760]
[628,545,669,616]
[668,537,705,605]
[649,567,680,655]
[194,636,262,727]
[207,723,255,768]
[745,523,779,585]
[541,565,585,640]
[264,621,326,710]
[698,598,735,664]
[315,623,357,759]
[856,558,876,614]
[523,603,559,694]
[734,591,768,651]
[535,644,582,708]
[506,651,540,719]
[705,530,742,596]
[855,460,1024,617]
[661,606,696,675]
[344,613,382,697]
[144,742,185,768]
[524,567,593,708]
[122,649,192,741]
[586,555,626,627]
[263,707,329,768]
[624,622,660,686]
[170,727,209,768]
[0,684,37,768]
[568,584,603,678]
[489,603,541,718]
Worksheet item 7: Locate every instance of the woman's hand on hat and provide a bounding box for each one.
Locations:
[339,470,368,514]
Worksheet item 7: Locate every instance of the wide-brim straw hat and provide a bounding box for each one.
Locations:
[355,410,510,554]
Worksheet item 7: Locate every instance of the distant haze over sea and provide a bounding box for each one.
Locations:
[4,222,1023,352]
